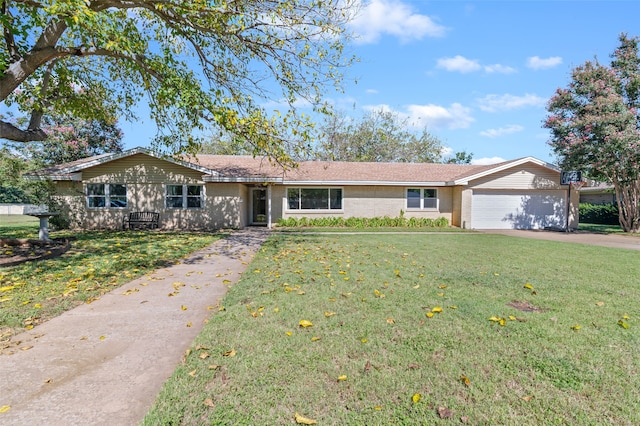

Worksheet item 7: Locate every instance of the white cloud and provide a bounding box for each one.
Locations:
[477,93,546,112]
[406,103,475,129]
[484,64,517,74]
[440,146,454,157]
[527,56,562,70]
[365,88,379,94]
[471,156,507,165]
[479,124,524,138]
[363,102,474,130]
[436,55,481,73]
[350,0,447,44]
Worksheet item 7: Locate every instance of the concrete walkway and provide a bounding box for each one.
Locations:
[480,229,640,251]
[0,228,269,426]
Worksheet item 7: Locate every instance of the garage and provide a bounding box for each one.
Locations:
[471,189,567,230]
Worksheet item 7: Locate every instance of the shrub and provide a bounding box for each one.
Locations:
[579,203,619,225]
[276,216,450,229]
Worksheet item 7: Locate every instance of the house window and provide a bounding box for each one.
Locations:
[86,184,127,208]
[287,188,342,210]
[166,184,204,209]
[406,188,438,210]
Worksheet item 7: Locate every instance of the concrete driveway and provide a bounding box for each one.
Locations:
[480,229,640,251]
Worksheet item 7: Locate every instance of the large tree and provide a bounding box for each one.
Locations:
[0,0,356,163]
[544,34,640,233]
[315,109,444,163]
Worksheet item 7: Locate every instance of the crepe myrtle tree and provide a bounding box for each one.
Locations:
[544,34,640,232]
[0,0,357,164]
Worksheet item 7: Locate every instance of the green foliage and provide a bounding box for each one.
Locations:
[0,147,48,203]
[544,34,640,232]
[0,1,357,164]
[314,109,444,163]
[276,215,450,228]
[579,203,620,225]
[444,150,474,164]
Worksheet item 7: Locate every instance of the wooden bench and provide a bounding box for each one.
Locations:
[123,212,160,230]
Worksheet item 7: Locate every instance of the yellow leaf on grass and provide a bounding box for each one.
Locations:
[204,398,215,407]
[522,395,534,402]
[523,283,533,289]
[438,285,447,289]
[223,349,236,357]
[311,336,321,342]
[426,312,434,318]
[337,375,347,381]
[618,320,630,329]
[274,307,280,313]
[509,315,517,321]
[199,352,210,359]
[374,405,382,411]
[286,331,293,336]
[623,314,630,320]
[361,338,368,343]
[412,393,421,403]
[571,324,581,330]
[0,405,10,413]
[460,374,471,387]
[181,305,187,311]
[386,317,395,324]
[294,412,317,425]
[488,316,500,322]
[324,311,336,317]
[431,306,443,313]
[299,320,313,328]
[188,369,197,377]
[596,301,605,307]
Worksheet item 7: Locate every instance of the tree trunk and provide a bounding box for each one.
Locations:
[614,180,640,232]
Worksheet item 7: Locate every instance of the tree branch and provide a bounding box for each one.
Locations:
[0,120,47,141]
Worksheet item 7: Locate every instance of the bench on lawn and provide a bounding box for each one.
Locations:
[123,211,160,230]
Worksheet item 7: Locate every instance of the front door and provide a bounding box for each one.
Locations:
[251,188,267,225]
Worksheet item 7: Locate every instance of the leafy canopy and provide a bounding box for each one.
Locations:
[0,0,357,163]
[544,34,640,232]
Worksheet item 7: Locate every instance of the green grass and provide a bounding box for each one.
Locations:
[0,215,39,229]
[577,222,625,234]
[144,233,640,425]
[0,227,221,334]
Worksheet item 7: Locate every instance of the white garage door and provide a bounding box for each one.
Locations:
[471,190,567,230]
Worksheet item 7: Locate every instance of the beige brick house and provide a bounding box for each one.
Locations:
[29,147,579,231]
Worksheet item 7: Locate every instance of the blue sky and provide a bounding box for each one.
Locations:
[121,1,640,164]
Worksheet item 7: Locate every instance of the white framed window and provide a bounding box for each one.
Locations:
[406,188,438,210]
[86,183,127,208]
[165,184,204,209]
[287,187,343,210]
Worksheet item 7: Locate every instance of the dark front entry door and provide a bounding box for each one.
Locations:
[252,188,267,224]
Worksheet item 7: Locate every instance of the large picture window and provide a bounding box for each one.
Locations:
[166,184,204,209]
[86,184,127,208]
[406,188,438,210]
[287,188,342,210]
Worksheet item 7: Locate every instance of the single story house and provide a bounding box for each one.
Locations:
[28,147,579,231]
[579,182,616,205]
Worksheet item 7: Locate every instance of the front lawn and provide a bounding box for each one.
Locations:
[0,227,220,336]
[144,233,640,425]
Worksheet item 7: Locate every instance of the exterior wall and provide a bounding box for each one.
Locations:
[451,186,462,228]
[54,154,245,230]
[468,164,562,190]
[580,191,615,205]
[275,185,453,222]
[459,188,473,229]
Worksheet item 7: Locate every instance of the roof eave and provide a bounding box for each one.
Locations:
[452,157,559,185]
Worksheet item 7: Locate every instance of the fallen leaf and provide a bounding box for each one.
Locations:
[523,283,533,290]
[209,364,220,370]
[203,398,215,407]
[188,369,197,377]
[521,395,534,402]
[361,338,368,343]
[618,320,630,329]
[386,317,395,324]
[460,374,471,387]
[0,405,10,413]
[437,406,453,419]
[324,311,336,317]
[596,301,605,307]
[311,336,321,342]
[374,405,382,411]
[223,349,236,357]
[44,378,52,383]
[571,324,581,330]
[99,335,106,340]
[299,320,313,328]
[364,360,371,372]
[294,412,317,425]
[426,312,434,318]
[199,352,210,359]
[412,393,421,403]
[286,331,293,336]
[337,375,347,381]
[431,306,443,313]
[181,305,187,311]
